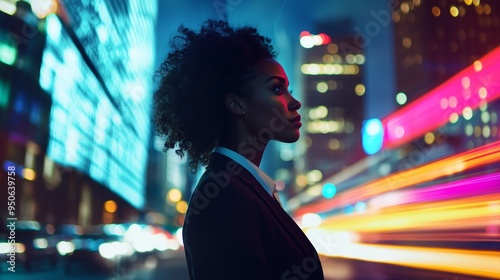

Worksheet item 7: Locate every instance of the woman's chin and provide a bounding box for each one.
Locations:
[277,131,301,143]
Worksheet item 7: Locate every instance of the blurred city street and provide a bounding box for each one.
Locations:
[2,250,492,280]
[3,249,190,280]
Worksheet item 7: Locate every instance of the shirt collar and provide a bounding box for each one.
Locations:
[214,147,275,195]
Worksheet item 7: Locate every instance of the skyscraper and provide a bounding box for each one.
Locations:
[298,31,366,191]
[385,0,500,173]
[393,0,500,103]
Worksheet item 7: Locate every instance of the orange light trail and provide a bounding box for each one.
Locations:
[317,243,500,279]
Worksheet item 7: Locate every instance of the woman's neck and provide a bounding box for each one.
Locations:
[218,134,266,167]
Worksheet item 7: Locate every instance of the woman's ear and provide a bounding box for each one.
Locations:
[224,92,245,116]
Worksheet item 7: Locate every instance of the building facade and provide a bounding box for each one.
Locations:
[298,31,366,193]
[393,0,500,103]
[1,0,157,228]
[391,0,500,152]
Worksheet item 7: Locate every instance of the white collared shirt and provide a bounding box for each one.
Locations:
[214,147,275,196]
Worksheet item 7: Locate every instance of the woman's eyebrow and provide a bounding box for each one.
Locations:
[265,76,287,84]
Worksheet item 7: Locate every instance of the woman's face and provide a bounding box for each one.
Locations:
[239,58,302,144]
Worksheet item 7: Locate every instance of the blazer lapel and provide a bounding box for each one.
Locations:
[243,176,314,256]
[208,154,314,256]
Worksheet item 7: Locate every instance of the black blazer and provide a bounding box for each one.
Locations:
[183,153,324,280]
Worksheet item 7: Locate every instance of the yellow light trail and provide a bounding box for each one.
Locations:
[359,231,500,243]
[318,243,500,279]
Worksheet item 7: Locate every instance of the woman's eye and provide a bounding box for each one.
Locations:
[274,85,292,95]
[273,86,285,94]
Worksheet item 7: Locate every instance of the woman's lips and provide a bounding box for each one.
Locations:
[290,115,302,127]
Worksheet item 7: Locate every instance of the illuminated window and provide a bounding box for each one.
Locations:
[396,92,407,105]
[424,132,435,145]
[432,6,441,17]
[308,106,328,120]
[323,55,333,63]
[478,87,488,99]
[355,84,366,96]
[402,37,412,48]
[481,111,490,123]
[447,98,460,111]
[475,5,483,15]
[345,54,355,64]
[355,54,365,64]
[392,12,400,22]
[316,82,328,93]
[483,126,491,138]
[458,6,466,16]
[306,170,323,184]
[462,107,473,120]
[328,80,338,90]
[327,44,338,54]
[465,124,474,136]
[401,2,410,13]
[328,139,341,150]
[483,4,491,15]
[474,126,481,137]
[490,112,497,124]
[462,77,471,89]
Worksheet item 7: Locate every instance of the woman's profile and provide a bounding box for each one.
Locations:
[153,19,324,280]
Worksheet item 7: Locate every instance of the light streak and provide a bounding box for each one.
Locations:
[320,194,500,232]
[368,172,500,208]
[318,243,500,279]
[294,140,500,217]
[382,46,500,148]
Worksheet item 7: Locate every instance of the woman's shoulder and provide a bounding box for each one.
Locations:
[196,152,253,192]
[195,164,252,200]
[184,167,259,227]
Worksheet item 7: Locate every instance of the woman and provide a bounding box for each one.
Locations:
[153,19,324,280]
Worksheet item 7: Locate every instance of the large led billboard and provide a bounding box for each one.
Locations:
[39,12,153,209]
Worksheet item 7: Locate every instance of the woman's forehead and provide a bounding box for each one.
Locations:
[253,58,288,82]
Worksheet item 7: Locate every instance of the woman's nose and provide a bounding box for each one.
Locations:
[288,96,301,111]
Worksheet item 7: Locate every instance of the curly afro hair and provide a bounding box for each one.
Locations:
[153,19,277,171]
